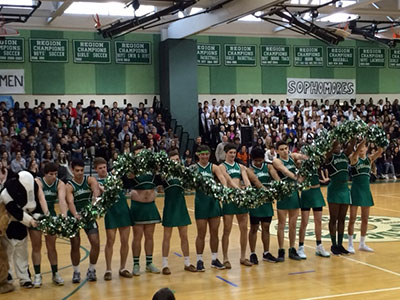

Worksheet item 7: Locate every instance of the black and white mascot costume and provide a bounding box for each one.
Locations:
[0,171,40,287]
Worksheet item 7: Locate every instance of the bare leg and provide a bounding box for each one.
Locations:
[299,210,310,244]
[208,217,221,254]
[178,226,190,257]
[70,234,81,267]
[277,209,287,249]
[236,214,249,261]
[132,225,144,257]
[222,214,233,262]
[249,223,259,253]
[45,234,58,266]
[29,230,42,269]
[87,232,100,265]
[105,229,117,271]
[288,209,299,248]
[261,222,271,253]
[118,226,130,270]
[162,227,173,257]
[195,219,207,255]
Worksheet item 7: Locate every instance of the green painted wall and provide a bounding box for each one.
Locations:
[193,35,400,95]
[0,29,399,95]
[0,29,159,95]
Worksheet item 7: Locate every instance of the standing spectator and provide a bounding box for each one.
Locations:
[215,135,228,163]
[383,149,397,180]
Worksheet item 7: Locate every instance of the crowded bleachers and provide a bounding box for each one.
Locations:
[199,98,400,179]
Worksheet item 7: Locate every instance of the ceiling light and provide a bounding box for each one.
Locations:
[371,3,380,9]
[387,16,394,22]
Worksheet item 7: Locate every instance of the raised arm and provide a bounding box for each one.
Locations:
[344,137,357,157]
[369,147,385,163]
[325,140,339,163]
[291,152,308,166]
[349,139,366,165]
[66,183,79,218]
[57,180,68,216]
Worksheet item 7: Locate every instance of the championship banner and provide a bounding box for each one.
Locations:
[0,69,24,94]
[287,78,355,100]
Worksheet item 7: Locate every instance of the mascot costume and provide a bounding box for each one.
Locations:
[0,171,41,289]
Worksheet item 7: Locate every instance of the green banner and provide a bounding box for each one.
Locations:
[115,41,151,64]
[358,48,385,67]
[197,43,220,66]
[225,44,256,66]
[29,38,68,62]
[327,47,354,67]
[0,38,24,62]
[294,46,323,66]
[389,49,400,68]
[260,45,290,66]
[73,40,111,64]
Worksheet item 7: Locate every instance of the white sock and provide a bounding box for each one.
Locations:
[251,252,256,255]
[196,254,203,262]
[263,251,269,255]
[184,256,190,267]
[348,235,354,247]
[211,253,217,261]
[360,236,366,246]
[162,257,168,268]
[88,264,96,271]
[73,265,80,273]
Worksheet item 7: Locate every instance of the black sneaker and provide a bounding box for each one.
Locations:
[288,248,302,260]
[263,252,278,263]
[211,259,226,270]
[21,281,33,289]
[331,245,341,256]
[338,245,350,255]
[276,249,285,262]
[196,260,205,272]
[249,253,259,265]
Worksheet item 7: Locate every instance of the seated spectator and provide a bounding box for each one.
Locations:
[10,151,26,174]
[236,145,249,166]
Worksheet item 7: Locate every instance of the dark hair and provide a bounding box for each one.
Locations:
[168,149,179,158]
[250,147,265,160]
[132,145,145,152]
[93,157,107,168]
[224,143,237,153]
[71,159,84,169]
[152,288,175,300]
[196,144,211,153]
[276,141,288,149]
[43,162,59,174]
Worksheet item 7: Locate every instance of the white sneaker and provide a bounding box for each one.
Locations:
[33,274,42,288]
[297,246,307,259]
[393,176,397,181]
[315,244,330,257]
[359,244,374,252]
[52,272,65,286]
[348,244,355,254]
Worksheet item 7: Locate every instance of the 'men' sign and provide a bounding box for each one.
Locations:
[0,69,24,94]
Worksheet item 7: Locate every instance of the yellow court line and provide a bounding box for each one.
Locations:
[299,286,400,300]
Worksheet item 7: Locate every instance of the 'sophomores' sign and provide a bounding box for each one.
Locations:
[287,78,355,100]
[0,69,24,94]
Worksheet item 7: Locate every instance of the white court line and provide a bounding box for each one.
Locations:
[187,207,400,279]
[299,286,400,300]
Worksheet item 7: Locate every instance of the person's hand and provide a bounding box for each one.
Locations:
[30,219,38,228]
[297,175,305,183]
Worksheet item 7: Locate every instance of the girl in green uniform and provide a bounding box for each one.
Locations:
[161,150,196,275]
[66,159,101,283]
[325,139,356,255]
[298,169,330,259]
[94,157,133,281]
[348,140,384,253]
[194,145,229,271]
[273,141,307,261]
[29,162,66,287]
[246,147,280,264]
[220,143,252,268]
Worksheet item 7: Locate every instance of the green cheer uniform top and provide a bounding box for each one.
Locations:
[194,162,222,220]
[129,172,161,225]
[249,162,274,217]
[222,161,248,215]
[38,177,59,216]
[98,174,132,229]
[68,176,98,231]
[300,172,326,209]
[162,178,191,227]
[326,152,351,204]
[350,157,373,207]
[276,155,300,210]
